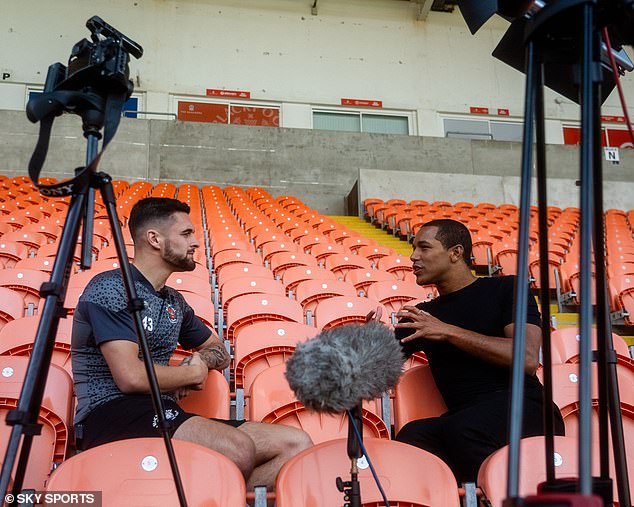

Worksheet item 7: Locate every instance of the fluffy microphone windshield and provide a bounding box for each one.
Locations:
[285,321,405,413]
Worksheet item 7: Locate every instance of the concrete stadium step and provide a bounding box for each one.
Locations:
[328,215,412,256]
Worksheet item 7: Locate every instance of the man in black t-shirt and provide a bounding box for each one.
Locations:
[71,197,312,491]
[393,219,564,483]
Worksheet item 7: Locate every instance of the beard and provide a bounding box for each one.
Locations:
[163,239,196,272]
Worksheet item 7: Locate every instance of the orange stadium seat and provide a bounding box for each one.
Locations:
[393,364,447,434]
[308,242,348,264]
[0,268,49,315]
[313,296,389,329]
[282,265,337,295]
[220,276,286,314]
[225,293,303,345]
[0,356,73,491]
[276,437,461,507]
[45,438,246,506]
[178,370,230,419]
[324,253,372,280]
[0,316,73,374]
[357,244,396,266]
[376,254,413,281]
[0,230,47,256]
[0,287,25,329]
[477,436,593,507]
[366,280,436,318]
[179,291,215,330]
[216,263,274,291]
[345,268,396,296]
[550,328,633,370]
[248,363,389,444]
[295,279,358,318]
[213,249,262,276]
[268,251,318,279]
[0,240,29,268]
[13,256,60,273]
[167,272,212,299]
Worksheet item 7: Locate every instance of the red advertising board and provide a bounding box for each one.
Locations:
[230,106,279,127]
[497,108,510,116]
[470,106,489,115]
[206,89,251,99]
[562,126,634,148]
[601,115,626,123]
[177,101,228,123]
[341,98,382,108]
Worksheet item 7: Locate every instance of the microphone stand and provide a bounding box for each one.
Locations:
[336,403,363,507]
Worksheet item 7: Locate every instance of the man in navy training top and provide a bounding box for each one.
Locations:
[393,218,564,484]
[71,197,312,490]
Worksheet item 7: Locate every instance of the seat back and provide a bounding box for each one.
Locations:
[179,370,230,419]
[276,438,460,507]
[393,365,447,434]
[45,438,246,506]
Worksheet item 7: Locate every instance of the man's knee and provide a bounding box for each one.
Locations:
[227,430,257,478]
[395,418,443,452]
[281,427,313,456]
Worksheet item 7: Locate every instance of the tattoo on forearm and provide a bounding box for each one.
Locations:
[197,344,230,370]
[180,355,193,366]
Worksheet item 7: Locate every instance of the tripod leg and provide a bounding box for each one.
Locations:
[534,50,557,486]
[0,189,87,499]
[95,172,189,507]
[506,38,538,503]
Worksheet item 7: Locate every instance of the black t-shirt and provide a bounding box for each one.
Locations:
[395,275,543,411]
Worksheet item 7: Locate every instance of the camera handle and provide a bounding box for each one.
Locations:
[0,109,189,507]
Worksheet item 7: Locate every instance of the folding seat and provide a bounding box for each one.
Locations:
[477,436,592,507]
[345,268,396,296]
[528,251,563,289]
[376,206,400,230]
[216,263,274,293]
[328,228,360,245]
[325,253,372,280]
[268,251,318,279]
[281,265,337,296]
[179,291,215,329]
[313,296,389,329]
[213,249,262,277]
[550,327,633,370]
[167,272,212,299]
[0,356,73,491]
[220,276,286,315]
[470,231,496,267]
[491,239,520,276]
[366,280,436,318]
[0,268,49,315]
[377,254,413,281]
[0,240,29,267]
[295,279,358,321]
[0,287,25,330]
[357,245,396,266]
[248,363,389,444]
[363,198,384,219]
[391,360,451,431]
[261,240,298,265]
[340,236,376,254]
[46,438,246,506]
[233,321,319,419]
[308,242,348,265]
[97,243,134,261]
[0,214,31,232]
[21,222,62,244]
[609,274,634,325]
[277,437,459,507]
[178,369,230,419]
[298,233,328,254]
[0,316,73,374]
[225,293,303,345]
[0,230,47,256]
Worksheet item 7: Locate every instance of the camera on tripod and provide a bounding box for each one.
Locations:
[42,16,142,101]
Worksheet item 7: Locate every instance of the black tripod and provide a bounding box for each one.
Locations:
[0,16,189,507]
[505,1,630,505]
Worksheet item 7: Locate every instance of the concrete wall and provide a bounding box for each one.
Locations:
[2,110,632,214]
[2,0,633,139]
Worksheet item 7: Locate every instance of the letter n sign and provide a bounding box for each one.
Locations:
[604,147,619,163]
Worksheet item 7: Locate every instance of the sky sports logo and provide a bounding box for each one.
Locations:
[4,492,101,506]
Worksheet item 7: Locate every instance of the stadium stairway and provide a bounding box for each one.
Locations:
[328,215,412,256]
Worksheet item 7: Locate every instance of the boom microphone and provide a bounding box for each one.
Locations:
[285,321,405,413]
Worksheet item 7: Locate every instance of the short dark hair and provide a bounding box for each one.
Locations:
[128,197,191,242]
[421,219,473,265]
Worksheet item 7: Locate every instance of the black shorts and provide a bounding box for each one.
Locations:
[76,395,245,450]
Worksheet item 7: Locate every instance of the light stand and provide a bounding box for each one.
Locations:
[336,404,363,507]
[504,1,630,506]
